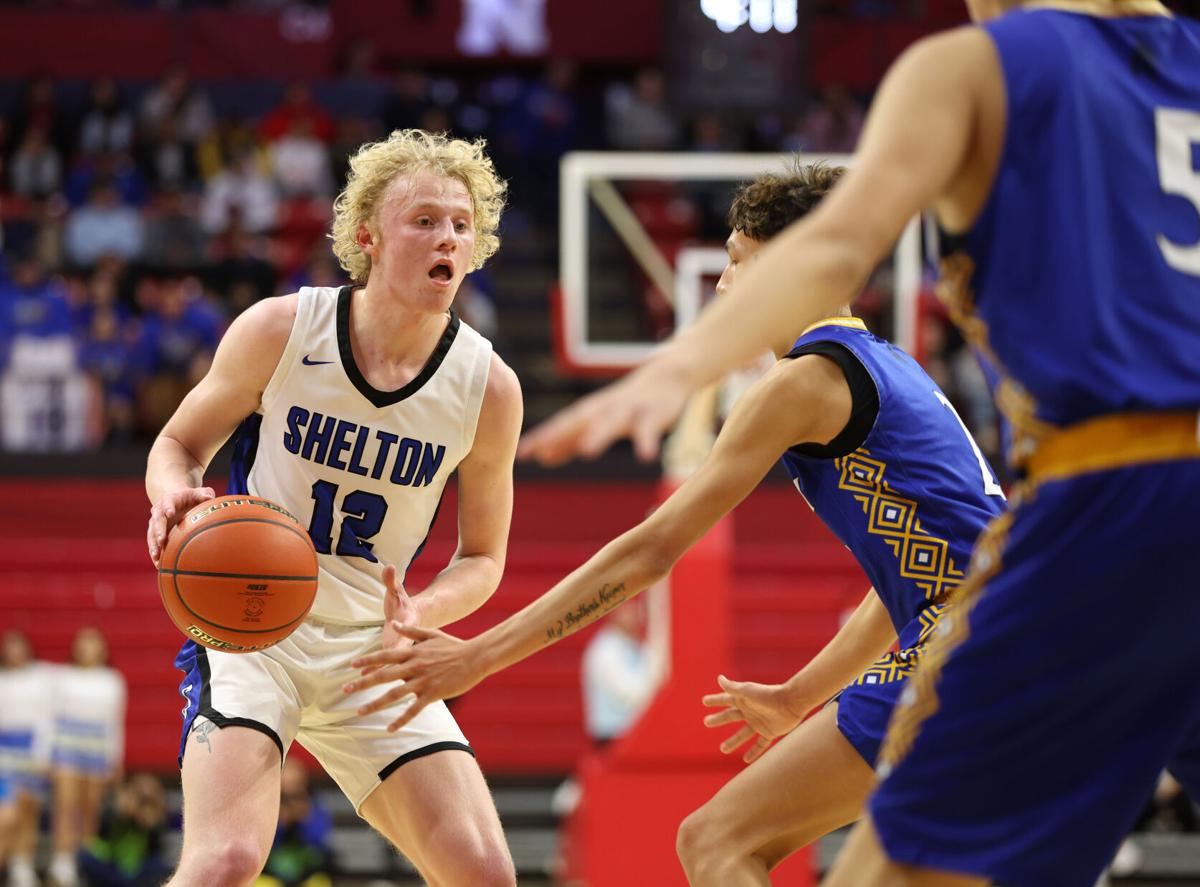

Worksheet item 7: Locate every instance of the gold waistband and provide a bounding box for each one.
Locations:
[1025,411,1200,483]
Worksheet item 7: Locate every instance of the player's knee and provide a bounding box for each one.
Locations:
[452,842,515,887]
[428,830,515,887]
[676,807,722,873]
[179,837,267,885]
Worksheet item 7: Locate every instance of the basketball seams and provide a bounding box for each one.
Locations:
[160,569,319,581]
[171,517,316,570]
[160,504,319,647]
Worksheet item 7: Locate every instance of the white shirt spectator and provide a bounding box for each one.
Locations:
[201,154,279,234]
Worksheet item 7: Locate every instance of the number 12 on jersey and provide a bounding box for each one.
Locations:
[309,480,389,561]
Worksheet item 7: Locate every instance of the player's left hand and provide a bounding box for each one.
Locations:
[701,674,808,764]
[343,624,486,731]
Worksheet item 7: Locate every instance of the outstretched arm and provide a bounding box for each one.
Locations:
[345,354,854,728]
[703,588,897,763]
[517,27,993,466]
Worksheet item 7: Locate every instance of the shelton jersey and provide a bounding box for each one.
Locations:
[227,285,492,624]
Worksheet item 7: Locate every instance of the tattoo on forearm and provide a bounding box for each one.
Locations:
[192,720,217,753]
[545,582,628,642]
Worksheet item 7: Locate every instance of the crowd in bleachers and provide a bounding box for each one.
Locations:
[0,58,880,451]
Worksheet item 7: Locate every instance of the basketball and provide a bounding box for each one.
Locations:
[157,496,319,653]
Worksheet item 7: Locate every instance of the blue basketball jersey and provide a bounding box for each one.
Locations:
[940,9,1200,465]
[780,319,1005,646]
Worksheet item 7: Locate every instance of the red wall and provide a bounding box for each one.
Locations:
[0,477,858,774]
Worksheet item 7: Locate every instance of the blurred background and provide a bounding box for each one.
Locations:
[0,1,1197,885]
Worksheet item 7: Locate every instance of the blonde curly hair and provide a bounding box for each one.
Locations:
[330,129,507,285]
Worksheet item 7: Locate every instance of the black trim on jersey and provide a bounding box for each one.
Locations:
[378,741,476,782]
[783,341,880,459]
[186,646,285,764]
[336,285,461,407]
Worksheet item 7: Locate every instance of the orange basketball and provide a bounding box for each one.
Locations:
[157,495,318,653]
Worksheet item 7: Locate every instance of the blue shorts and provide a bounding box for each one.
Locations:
[870,459,1200,887]
[837,604,946,766]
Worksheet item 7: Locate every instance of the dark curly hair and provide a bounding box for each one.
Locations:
[727,160,846,241]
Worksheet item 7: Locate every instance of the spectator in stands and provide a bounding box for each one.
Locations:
[11,75,71,160]
[137,117,200,193]
[200,147,279,234]
[9,126,62,200]
[64,179,145,268]
[142,187,207,273]
[140,66,214,149]
[77,79,136,158]
[48,627,127,887]
[270,117,334,198]
[0,250,73,350]
[255,757,334,887]
[133,275,222,430]
[78,773,172,887]
[582,594,665,745]
[0,630,56,887]
[260,83,334,145]
[207,214,277,309]
[605,68,679,151]
[64,150,148,209]
[79,304,138,443]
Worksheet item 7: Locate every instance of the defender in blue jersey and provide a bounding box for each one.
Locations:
[516,2,1200,886]
[338,162,1004,884]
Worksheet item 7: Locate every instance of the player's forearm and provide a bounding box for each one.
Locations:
[146,433,207,503]
[783,589,897,707]
[411,553,505,629]
[656,225,872,391]
[472,528,675,680]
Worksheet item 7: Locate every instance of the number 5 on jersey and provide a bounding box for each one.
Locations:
[309,480,389,561]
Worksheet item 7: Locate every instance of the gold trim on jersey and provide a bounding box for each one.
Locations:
[835,449,966,603]
[1024,1,1171,17]
[938,250,1054,468]
[1027,411,1200,482]
[876,499,1021,777]
[848,602,948,687]
[799,316,869,337]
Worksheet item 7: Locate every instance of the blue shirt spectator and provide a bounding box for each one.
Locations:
[65,182,146,268]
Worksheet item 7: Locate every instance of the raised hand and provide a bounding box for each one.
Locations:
[147,486,216,567]
[517,361,692,466]
[342,624,487,732]
[701,674,810,764]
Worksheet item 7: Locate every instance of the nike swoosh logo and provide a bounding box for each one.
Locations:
[302,355,335,366]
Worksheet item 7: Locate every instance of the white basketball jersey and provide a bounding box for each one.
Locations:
[232,285,492,624]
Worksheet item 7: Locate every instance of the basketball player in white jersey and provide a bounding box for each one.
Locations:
[144,129,522,886]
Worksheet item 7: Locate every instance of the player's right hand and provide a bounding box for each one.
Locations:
[517,359,693,466]
[701,674,809,764]
[147,486,216,567]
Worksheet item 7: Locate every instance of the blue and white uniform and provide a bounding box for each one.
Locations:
[175,285,493,810]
